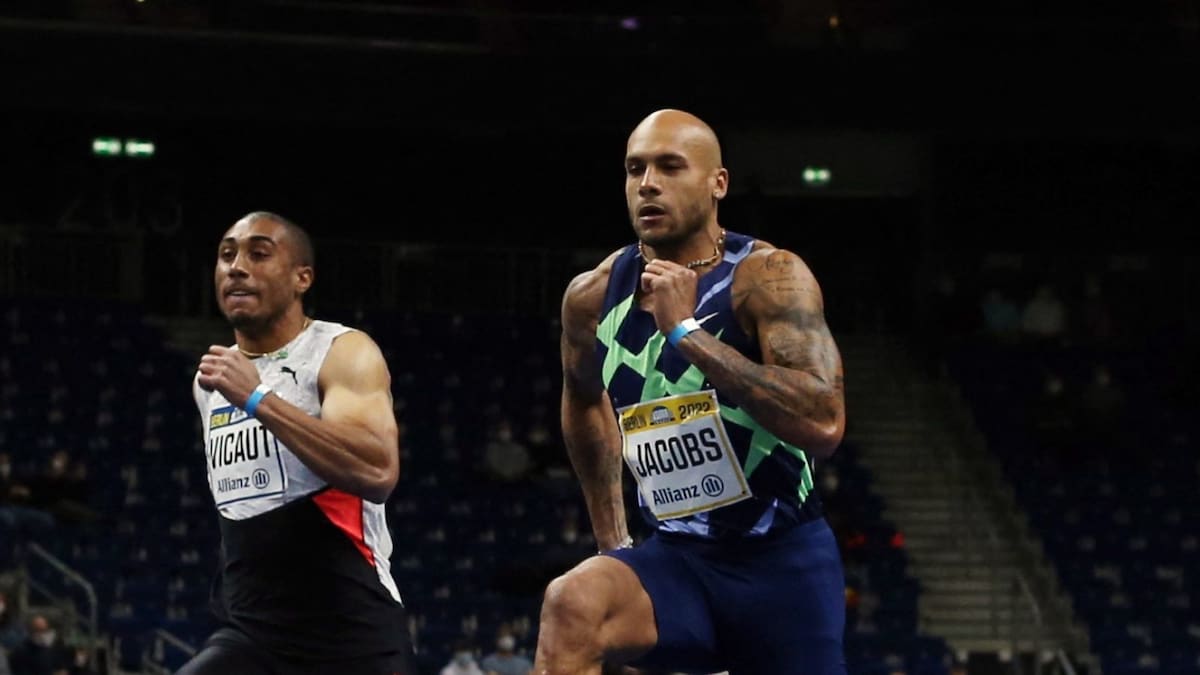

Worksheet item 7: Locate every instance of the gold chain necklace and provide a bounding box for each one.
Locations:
[238,317,312,359]
[639,228,726,270]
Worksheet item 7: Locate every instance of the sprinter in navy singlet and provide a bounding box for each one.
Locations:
[534,111,848,675]
[179,212,413,675]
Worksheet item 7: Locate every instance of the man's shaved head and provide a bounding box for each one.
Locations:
[628,109,723,172]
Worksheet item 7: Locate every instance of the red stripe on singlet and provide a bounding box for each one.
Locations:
[313,488,376,567]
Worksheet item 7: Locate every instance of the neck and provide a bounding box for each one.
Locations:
[641,222,725,272]
[235,308,310,357]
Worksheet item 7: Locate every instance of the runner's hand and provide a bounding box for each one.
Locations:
[198,346,262,408]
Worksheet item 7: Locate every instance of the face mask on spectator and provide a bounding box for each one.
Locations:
[498,635,515,651]
[33,630,57,647]
[454,651,473,666]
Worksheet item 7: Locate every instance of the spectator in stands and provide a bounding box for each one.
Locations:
[0,454,25,503]
[480,628,533,675]
[1030,372,1076,457]
[441,639,485,675]
[1079,274,1115,346]
[0,591,25,651]
[7,614,71,675]
[1080,365,1125,420]
[558,507,582,547]
[484,419,533,482]
[1079,364,1127,454]
[817,465,844,512]
[30,450,94,526]
[438,413,464,463]
[1021,284,1067,343]
[524,409,558,470]
[817,464,860,569]
[0,453,54,534]
[931,272,977,341]
[68,646,96,675]
[979,289,1021,343]
[531,372,554,401]
[851,589,880,634]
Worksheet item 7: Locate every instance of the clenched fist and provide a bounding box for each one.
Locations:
[640,259,698,335]
[197,346,262,409]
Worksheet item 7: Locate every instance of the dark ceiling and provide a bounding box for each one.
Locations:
[3,1,1198,133]
[1,1,1197,253]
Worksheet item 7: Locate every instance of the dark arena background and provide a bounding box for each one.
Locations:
[1,2,1199,674]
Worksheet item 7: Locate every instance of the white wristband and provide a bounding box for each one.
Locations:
[666,317,702,347]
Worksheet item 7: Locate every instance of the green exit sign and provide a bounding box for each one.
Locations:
[803,166,831,187]
[124,139,155,157]
[92,137,155,158]
[92,137,122,157]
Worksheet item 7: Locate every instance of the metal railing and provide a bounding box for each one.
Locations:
[1012,573,1044,675]
[142,628,199,674]
[923,373,1068,664]
[1055,647,1080,675]
[933,405,1006,639]
[935,378,1095,673]
[25,542,100,671]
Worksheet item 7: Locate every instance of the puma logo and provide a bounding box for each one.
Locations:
[280,366,298,385]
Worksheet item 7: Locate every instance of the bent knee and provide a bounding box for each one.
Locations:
[542,569,608,630]
[537,558,657,669]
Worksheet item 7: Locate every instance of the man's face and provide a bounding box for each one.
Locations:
[624,122,724,248]
[214,217,310,332]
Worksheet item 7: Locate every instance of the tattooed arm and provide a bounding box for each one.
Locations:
[560,252,631,550]
[650,247,845,458]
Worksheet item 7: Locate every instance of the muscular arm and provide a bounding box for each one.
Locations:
[252,331,400,503]
[560,256,629,551]
[675,248,845,458]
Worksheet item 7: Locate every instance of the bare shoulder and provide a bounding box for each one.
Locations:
[320,329,389,391]
[737,242,817,278]
[731,245,826,337]
[750,238,779,252]
[734,246,823,305]
[562,248,623,330]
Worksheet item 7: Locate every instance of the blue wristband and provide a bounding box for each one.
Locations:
[245,384,272,418]
[666,318,702,347]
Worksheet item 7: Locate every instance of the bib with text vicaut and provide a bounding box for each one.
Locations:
[207,404,289,508]
[618,390,752,521]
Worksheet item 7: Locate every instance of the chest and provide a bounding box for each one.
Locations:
[252,357,321,416]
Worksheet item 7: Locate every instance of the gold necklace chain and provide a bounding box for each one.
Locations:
[639,228,726,270]
[238,316,312,359]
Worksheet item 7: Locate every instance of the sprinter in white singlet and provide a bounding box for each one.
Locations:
[179,212,414,675]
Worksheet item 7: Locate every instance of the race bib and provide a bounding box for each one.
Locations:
[207,405,288,508]
[618,390,752,520]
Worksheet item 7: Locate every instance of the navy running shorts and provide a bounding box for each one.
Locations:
[606,518,847,675]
